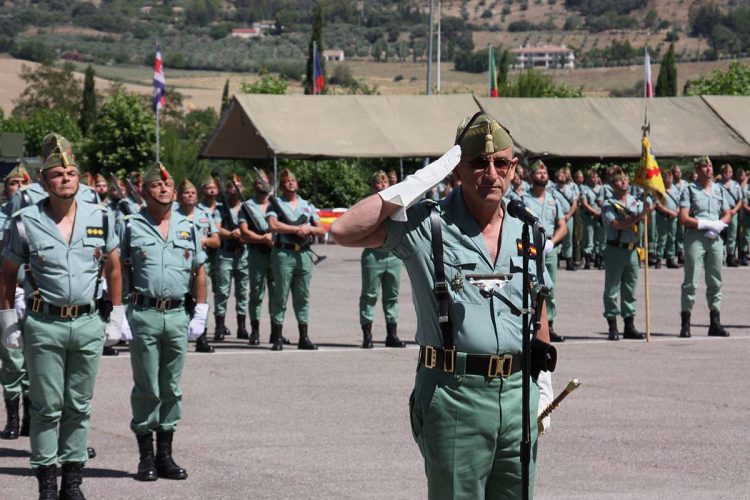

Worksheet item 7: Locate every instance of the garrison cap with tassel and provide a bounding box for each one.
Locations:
[177,178,196,193]
[143,161,173,184]
[454,113,513,157]
[5,163,31,183]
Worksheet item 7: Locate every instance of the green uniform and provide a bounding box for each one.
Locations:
[197,201,221,280]
[679,183,729,312]
[238,198,275,324]
[551,183,576,261]
[522,190,564,322]
[359,248,401,325]
[214,202,249,317]
[656,184,681,260]
[122,208,205,434]
[580,183,604,258]
[675,179,688,257]
[267,196,319,326]
[601,195,643,318]
[383,189,550,499]
[3,200,117,467]
[740,185,750,258]
[718,179,742,258]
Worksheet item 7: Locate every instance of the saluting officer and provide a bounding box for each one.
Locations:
[238,169,275,346]
[601,167,650,340]
[522,160,567,343]
[358,171,405,349]
[678,156,732,338]
[122,162,208,482]
[267,169,327,351]
[1,135,123,499]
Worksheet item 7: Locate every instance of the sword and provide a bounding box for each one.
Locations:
[538,378,581,433]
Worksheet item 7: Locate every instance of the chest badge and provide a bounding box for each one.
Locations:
[93,248,102,261]
[450,273,463,292]
[184,249,191,260]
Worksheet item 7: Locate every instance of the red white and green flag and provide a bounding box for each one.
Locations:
[489,47,499,98]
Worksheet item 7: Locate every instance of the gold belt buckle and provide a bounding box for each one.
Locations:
[424,346,437,369]
[31,295,42,313]
[443,347,455,373]
[294,244,301,252]
[155,298,169,311]
[487,354,513,377]
[627,242,635,250]
[60,305,79,318]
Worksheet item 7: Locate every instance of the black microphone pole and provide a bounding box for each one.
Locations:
[521,221,531,500]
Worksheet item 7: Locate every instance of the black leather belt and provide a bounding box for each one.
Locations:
[607,240,636,250]
[275,242,309,252]
[248,243,272,254]
[419,346,521,378]
[27,298,94,319]
[131,293,183,311]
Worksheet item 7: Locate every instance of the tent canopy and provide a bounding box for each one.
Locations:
[201,94,750,162]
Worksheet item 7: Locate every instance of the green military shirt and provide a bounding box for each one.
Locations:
[679,182,728,220]
[197,202,222,230]
[580,183,601,211]
[521,190,564,236]
[382,188,551,355]
[551,183,575,214]
[661,184,681,212]
[718,180,742,208]
[238,198,270,234]
[121,208,206,300]
[597,183,614,206]
[2,201,118,306]
[177,206,217,240]
[602,195,643,244]
[266,196,319,246]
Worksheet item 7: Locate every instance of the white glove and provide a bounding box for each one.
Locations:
[0,309,22,350]
[543,239,555,255]
[104,305,125,347]
[14,288,25,320]
[705,230,720,240]
[120,314,133,342]
[537,370,554,434]
[697,219,727,234]
[379,145,461,222]
[188,303,209,341]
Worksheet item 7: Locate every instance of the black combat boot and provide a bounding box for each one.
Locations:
[727,254,738,267]
[385,323,406,348]
[270,323,284,351]
[680,311,691,338]
[654,257,662,269]
[236,314,249,339]
[595,254,604,270]
[20,394,30,437]
[135,432,158,481]
[195,332,214,353]
[249,320,260,346]
[361,323,373,349]
[739,252,749,266]
[666,257,680,268]
[297,324,318,350]
[607,317,619,341]
[213,315,226,342]
[565,258,577,271]
[648,252,657,267]
[86,448,95,459]
[548,321,565,343]
[102,345,119,356]
[1,397,19,440]
[622,317,644,340]
[155,432,187,480]
[59,462,85,500]
[583,253,592,270]
[708,310,730,337]
[35,464,58,500]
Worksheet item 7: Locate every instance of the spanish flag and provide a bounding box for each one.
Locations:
[635,133,666,204]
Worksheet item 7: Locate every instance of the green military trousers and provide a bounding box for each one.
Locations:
[214,247,250,317]
[544,249,558,322]
[24,311,104,467]
[359,249,401,325]
[560,218,575,260]
[676,223,685,257]
[0,341,28,400]
[128,306,189,434]
[722,213,739,257]
[681,229,723,312]
[270,247,313,325]
[581,214,603,257]
[410,360,540,500]
[602,246,639,318]
[740,213,750,256]
[656,214,678,259]
[248,248,275,323]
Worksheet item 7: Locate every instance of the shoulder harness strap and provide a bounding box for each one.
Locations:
[428,203,454,353]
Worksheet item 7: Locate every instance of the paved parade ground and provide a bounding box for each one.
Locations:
[1,243,749,499]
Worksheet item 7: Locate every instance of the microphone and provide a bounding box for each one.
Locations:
[507,199,545,235]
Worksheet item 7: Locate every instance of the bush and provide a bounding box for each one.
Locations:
[393,74,404,82]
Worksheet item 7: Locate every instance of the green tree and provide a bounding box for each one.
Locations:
[289,159,370,208]
[498,49,511,86]
[305,3,326,94]
[12,63,82,119]
[655,43,677,97]
[684,62,750,95]
[80,91,155,173]
[240,70,288,95]
[79,65,97,135]
[1,108,81,157]
[503,69,583,97]
[221,79,230,113]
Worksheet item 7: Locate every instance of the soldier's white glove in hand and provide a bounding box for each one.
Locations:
[104,305,125,347]
[14,288,25,320]
[705,230,720,240]
[379,145,461,222]
[120,314,133,342]
[537,370,554,434]
[697,219,727,234]
[0,309,22,350]
[188,303,209,341]
[543,240,555,255]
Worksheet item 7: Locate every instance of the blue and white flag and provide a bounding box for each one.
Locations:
[153,49,166,112]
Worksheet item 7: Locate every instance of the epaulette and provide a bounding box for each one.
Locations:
[123,214,136,221]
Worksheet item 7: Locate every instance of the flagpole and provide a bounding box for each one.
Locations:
[436,0,441,94]
[642,117,651,343]
[312,40,317,95]
[488,45,492,97]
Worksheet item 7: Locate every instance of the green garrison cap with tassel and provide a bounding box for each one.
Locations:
[693,155,712,167]
[40,133,77,172]
[455,113,513,156]
[143,161,173,184]
[177,178,196,193]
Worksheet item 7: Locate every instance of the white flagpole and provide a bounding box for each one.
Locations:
[436,0,441,94]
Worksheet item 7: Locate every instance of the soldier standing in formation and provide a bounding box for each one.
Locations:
[197,176,222,337]
[267,169,327,351]
[1,134,123,498]
[551,165,578,271]
[358,171,405,349]
[678,156,732,338]
[718,163,743,267]
[580,169,604,269]
[522,160,567,343]
[238,169,275,346]
[601,166,650,341]
[122,163,208,482]
[672,165,688,263]
[654,169,682,269]
[740,177,750,266]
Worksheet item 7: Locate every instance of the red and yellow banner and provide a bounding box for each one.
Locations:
[635,134,665,204]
